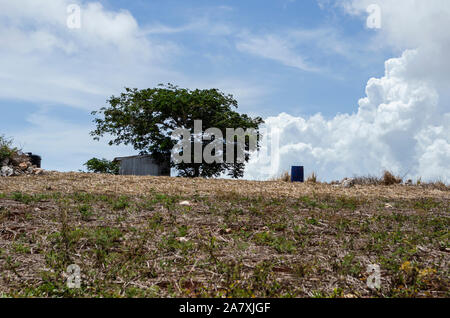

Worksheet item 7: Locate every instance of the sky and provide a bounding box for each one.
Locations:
[0,0,449,182]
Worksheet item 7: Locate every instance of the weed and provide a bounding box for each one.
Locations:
[253,231,296,253]
[78,204,93,221]
[111,196,130,210]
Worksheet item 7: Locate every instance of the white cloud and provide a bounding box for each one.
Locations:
[245,1,450,182]
[2,0,448,180]
[12,112,135,172]
[342,0,450,85]
[0,0,271,171]
[0,0,180,109]
[236,27,362,73]
[0,0,266,111]
[237,34,318,72]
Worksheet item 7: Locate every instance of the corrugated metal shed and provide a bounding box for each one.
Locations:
[113,155,170,176]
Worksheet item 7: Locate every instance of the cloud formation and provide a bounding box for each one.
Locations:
[0,1,269,171]
[0,0,178,170]
[245,0,450,182]
[0,0,180,108]
[1,0,448,181]
[236,28,356,73]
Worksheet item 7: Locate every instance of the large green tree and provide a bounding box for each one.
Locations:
[90,84,264,178]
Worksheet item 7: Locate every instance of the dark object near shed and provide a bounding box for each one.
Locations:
[291,166,304,182]
[26,153,41,168]
[113,155,170,176]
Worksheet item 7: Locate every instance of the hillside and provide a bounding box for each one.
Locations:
[0,172,448,297]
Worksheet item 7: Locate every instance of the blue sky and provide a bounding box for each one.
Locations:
[1,0,449,181]
[99,0,390,117]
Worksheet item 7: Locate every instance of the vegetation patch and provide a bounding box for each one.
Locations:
[0,172,448,298]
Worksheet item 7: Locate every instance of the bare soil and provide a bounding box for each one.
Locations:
[0,172,448,298]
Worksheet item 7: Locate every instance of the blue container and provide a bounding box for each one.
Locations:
[291,166,304,182]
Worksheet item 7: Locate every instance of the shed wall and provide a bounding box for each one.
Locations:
[118,156,169,176]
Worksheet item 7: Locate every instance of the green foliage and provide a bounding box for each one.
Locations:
[253,231,296,253]
[84,157,119,175]
[0,135,17,162]
[11,192,49,204]
[2,185,449,297]
[90,83,264,178]
[110,195,130,210]
[78,204,93,221]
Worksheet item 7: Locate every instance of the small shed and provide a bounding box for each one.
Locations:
[113,155,170,176]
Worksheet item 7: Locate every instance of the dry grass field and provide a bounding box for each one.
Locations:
[0,172,448,298]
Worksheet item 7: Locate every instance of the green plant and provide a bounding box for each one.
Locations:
[12,192,33,204]
[111,195,130,210]
[0,135,17,162]
[83,157,119,175]
[12,242,31,254]
[253,231,296,253]
[78,204,93,221]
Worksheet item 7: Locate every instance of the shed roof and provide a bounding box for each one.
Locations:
[113,154,154,162]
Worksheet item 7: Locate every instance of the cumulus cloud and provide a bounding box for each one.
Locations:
[1,0,448,179]
[0,0,180,109]
[245,0,450,182]
[343,0,450,86]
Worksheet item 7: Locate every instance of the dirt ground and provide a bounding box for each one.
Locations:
[0,172,448,297]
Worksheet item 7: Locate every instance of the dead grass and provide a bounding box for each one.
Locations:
[270,171,290,182]
[353,175,382,186]
[419,181,449,191]
[382,170,403,186]
[306,172,318,183]
[0,172,448,298]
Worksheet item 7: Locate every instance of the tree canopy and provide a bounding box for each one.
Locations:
[90,84,264,178]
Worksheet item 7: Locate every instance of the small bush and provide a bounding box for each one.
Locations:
[84,158,119,175]
[382,170,402,185]
[0,135,18,162]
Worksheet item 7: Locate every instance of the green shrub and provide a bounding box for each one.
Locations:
[83,157,119,175]
[0,135,17,162]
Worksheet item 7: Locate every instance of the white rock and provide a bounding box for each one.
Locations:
[341,178,355,188]
[33,168,44,175]
[0,166,14,177]
[179,200,191,206]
